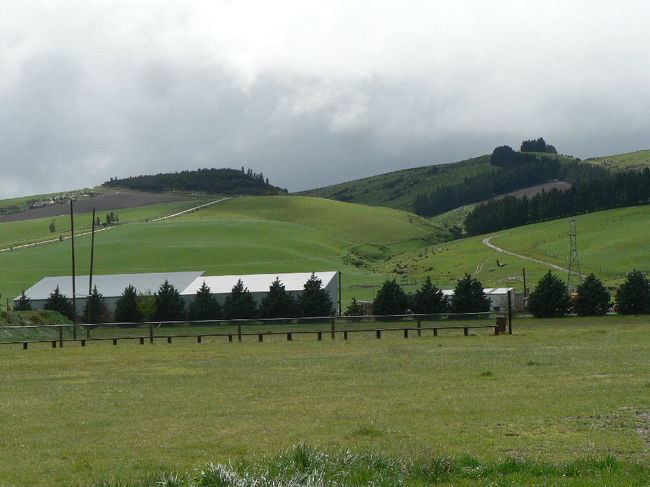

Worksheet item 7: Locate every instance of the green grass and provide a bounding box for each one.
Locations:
[584,149,650,170]
[177,195,443,244]
[0,199,212,250]
[0,316,647,486]
[297,155,495,211]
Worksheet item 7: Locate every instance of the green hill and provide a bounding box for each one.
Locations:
[298,155,495,211]
[583,149,650,170]
[1,193,648,309]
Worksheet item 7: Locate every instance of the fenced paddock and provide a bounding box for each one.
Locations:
[0,311,510,350]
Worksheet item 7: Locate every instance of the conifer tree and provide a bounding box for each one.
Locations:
[259,277,295,318]
[14,291,32,311]
[83,285,110,323]
[188,282,221,320]
[223,279,257,319]
[412,276,448,314]
[299,273,335,317]
[451,274,490,314]
[154,280,185,321]
[44,285,75,321]
[615,270,650,314]
[528,271,571,317]
[574,274,610,316]
[373,279,409,316]
[114,284,142,323]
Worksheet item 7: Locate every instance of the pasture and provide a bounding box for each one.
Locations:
[0,316,647,486]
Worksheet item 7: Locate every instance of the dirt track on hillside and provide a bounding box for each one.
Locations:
[0,191,189,223]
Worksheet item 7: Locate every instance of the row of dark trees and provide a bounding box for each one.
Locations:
[344,275,491,316]
[465,167,650,235]
[13,274,335,323]
[412,143,605,218]
[528,270,650,317]
[104,167,286,195]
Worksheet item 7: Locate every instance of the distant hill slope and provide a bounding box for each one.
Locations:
[298,155,495,210]
[104,167,286,195]
[583,149,650,170]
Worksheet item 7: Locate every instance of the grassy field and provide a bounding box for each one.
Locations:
[584,149,650,170]
[1,195,649,307]
[0,199,212,250]
[0,316,647,486]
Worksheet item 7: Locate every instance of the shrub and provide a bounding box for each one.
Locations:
[13,291,32,311]
[259,277,295,319]
[373,279,409,316]
[344,297,366,317]
[137,291,156,322]
[188,282,222,321]
[451,274,490,314]
[223,279,257,319]
[615,270,650,314]
[528,271,571,317]
[44,286,75,321]
[412,276,448,314]
[298,273,335,317]
[114,285,142,323]
[83,285,110,323]
[154,280,185,321]
[573,274,610,316]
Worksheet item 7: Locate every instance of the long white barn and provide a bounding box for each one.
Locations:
[16,271,339,314]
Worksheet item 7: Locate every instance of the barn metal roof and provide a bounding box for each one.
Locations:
[18,271,205,301]
[182,271,338,295]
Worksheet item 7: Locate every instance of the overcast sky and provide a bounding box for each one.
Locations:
[1,1,649,198]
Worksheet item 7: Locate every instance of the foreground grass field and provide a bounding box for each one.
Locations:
[0,316,647,486]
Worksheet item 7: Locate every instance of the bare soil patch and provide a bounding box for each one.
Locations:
[493,180,571,201]
[0,191,190,223]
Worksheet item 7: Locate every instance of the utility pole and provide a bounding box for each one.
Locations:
[567,217,582,292]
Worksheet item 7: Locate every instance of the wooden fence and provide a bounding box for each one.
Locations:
[0,311,510,350]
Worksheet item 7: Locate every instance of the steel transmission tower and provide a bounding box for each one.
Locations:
[567,217,582,291]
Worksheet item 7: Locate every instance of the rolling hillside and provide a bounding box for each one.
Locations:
[298,155,495,210]
[1,191,648,308]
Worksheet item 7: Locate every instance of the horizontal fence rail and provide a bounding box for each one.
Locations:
[0,312,510,350]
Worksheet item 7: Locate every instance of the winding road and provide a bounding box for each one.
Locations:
[482,235,570,273]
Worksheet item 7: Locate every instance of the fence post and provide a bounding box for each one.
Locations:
[59,327,63,348]
[238,323,242,342]
[149,323,154,344]
[86,325,90,339]
[417,319,421,337]
[330,318,335,339]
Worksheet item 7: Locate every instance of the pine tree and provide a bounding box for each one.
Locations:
[153,280,185,321]
[188,282,221,320]
[114,285,142,323]
[14,291,32,311]
[574,274,610,316]
[528,271,571,317]
[83,285,110,323]
[259,277,295,318]
[373,279,410,316]
[299,273,335,317]
[451,274,490,314]
[223,279,257,319]
[44,286,75,321]
[412,276,448,314]
[615,270,650,314]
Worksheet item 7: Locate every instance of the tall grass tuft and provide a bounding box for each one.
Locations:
[93,445,647,487]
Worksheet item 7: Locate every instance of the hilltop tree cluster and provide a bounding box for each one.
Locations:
[413,142,605,218]
[104,167,286,195]
[520,137,557,154]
